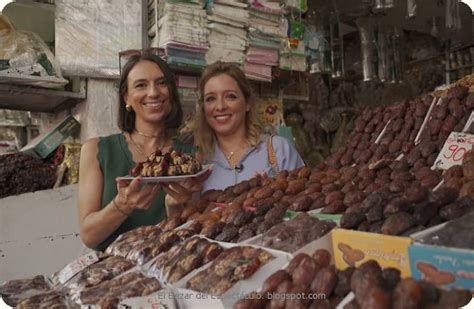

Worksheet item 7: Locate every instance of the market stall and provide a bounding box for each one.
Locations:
[2,75,473,307]
[1,0,474,308]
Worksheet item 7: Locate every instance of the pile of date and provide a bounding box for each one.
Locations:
[163,85,474,239]
[235,249,472,309]
[154,83,474,309]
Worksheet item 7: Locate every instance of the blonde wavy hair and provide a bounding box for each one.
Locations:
[194,61,263,158]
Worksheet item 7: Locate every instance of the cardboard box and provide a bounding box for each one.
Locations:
[332,228,412,277]
[409,223,474,291]
[21,115,80,158]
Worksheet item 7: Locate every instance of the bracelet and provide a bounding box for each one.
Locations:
[112,197,131,217]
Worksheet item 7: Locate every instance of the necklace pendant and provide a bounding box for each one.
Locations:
[226,151,234,161]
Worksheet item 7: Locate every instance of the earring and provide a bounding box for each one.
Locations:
[125,104,133,112]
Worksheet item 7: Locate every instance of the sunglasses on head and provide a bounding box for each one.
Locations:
[118,48,167,74]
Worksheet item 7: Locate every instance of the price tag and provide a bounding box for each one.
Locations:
[432,132,474,170]
[414,96,438,145]
[462,111,474,132]
[56,252,99,284]
[374,119,391,144]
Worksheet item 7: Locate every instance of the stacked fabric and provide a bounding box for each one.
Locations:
[206,0,249,65]
[245,0,287,82]
[155,1,209,70]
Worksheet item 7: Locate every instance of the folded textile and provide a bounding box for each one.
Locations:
[249,19,286,37]
[165,41,209,52]
[244,61,272,82]
[213,3,249,19]
[246,46,279,66]
[208,14,247,28]
[160,26,208,37]
[168,56,207,67]
[206,48,246,64]
[159,38,209,50]
[159,33,208,46]
[248,0,283,15]
[214,0,248,8]
[248,40,280,50]
[209,32,246,50]
[161,2,206,16]
[208,23,247,40]
[157,2,209,58]
[212,4,249,24]
[159,14,207,28]
[248,8,281,23]
[167,47,207,60]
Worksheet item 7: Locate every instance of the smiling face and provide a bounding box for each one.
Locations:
[203,73,250,138]
[124,60,171,126]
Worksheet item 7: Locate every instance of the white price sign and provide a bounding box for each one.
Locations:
[432,132,474,170]
[462,111,474,132]
[56,252,99,284]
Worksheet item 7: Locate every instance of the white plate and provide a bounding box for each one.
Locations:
[117,164,212,183]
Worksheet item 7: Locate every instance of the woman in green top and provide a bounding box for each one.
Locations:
[78,53,205,251]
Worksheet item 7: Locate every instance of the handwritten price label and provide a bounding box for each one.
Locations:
[432,132,474,170]
[57,252,99,284]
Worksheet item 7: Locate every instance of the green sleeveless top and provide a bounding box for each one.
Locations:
[96,133,195,251]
